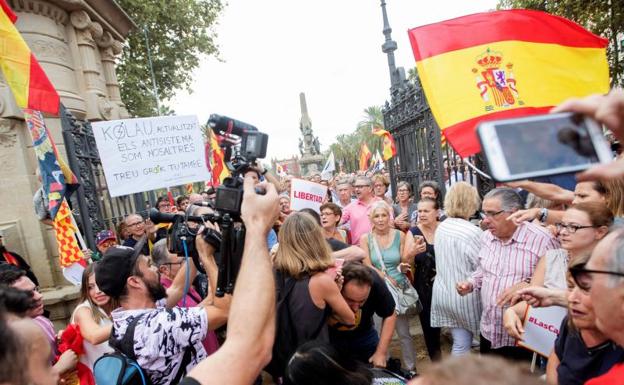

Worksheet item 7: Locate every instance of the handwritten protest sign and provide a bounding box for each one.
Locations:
[290,178,327,212]
[92,116,210,197]
[518,305,567,357]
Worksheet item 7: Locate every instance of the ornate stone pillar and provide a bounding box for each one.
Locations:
[70,10,115,121]
[98,33,129,118]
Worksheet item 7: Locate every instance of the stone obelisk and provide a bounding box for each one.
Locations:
[297,92,324,176]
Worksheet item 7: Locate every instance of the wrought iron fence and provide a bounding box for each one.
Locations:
[383,77,495,200]
[61,107,147,250]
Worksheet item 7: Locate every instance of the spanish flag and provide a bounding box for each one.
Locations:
[209,130,230,186]
[408,9,609,157]
[359,143,372,171]
[373,129,397,161]
[0,0,59,115]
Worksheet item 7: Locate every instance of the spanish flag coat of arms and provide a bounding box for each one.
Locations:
[408,9,609,157]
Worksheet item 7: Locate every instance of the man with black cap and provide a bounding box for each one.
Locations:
[96,226,229,385]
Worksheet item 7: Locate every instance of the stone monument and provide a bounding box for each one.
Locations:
[297,92,324,176]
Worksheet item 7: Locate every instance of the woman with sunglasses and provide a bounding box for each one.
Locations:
[503,202,612,343]
[545,256,624,385]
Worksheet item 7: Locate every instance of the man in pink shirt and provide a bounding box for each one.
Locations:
[341,176,382,245]
[151,239,219,355]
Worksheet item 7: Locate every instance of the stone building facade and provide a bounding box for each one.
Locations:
[0,0,134,327]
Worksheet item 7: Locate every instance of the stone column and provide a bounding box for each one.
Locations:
[98,33,129,118]
[70,10,115,121]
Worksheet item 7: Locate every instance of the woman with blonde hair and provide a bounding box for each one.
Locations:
[361,201,419,374]
[430,182,483,356]
[270,212,355,379]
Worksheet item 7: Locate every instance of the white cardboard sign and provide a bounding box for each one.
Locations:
[517,305,568,357]
[92,115,210,197]
[290,178,327,213]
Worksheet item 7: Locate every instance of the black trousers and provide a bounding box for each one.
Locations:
[480,334,534,361]
[417,294,441,361]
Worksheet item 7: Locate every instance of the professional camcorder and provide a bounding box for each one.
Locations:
[150,114,268,297]
[208,114,268,218]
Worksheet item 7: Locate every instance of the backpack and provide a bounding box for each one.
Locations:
[94,314,193,385]
[265,272,327,379]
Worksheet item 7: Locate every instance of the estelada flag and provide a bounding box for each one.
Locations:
[209,130,230,186]
[24,109,79,220]
[0,0,59,115]
[53,199,85,268]
[359,143,372,171]
[373,129,397,161]
[408,9,609,157]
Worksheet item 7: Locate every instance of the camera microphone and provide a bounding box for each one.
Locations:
[149,208,205,224]
[208,114,258,137]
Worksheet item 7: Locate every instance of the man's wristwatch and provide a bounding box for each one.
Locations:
[261,168,268,175]
[538,207,549,223]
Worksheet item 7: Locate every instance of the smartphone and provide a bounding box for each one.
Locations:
[477,112,613,182]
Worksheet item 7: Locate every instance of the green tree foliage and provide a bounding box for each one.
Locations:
[116,0,224,117]
[497,0,623,87]
[328,106,385,173]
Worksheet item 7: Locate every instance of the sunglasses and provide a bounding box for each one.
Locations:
[569,263,624,291]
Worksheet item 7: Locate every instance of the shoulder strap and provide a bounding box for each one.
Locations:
[110,314,145,360]
[370,236,387,272]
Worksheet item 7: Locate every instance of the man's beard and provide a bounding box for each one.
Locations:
[144,277,167,302]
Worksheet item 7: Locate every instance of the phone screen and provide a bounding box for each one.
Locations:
[494,114,600,176]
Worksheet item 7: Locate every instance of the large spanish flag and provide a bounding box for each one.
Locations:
[408,9,609,157]
[0,0,59,115]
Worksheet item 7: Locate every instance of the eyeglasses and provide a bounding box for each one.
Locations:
[127,220,145,228]
[480,209,505,218]
[320,211,335,217]
[163,261,184,268]
[555,223,596,234]
[569,264,624,291]
[353,185,371,189]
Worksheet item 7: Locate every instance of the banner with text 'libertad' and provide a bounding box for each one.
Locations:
[92,115,210,197]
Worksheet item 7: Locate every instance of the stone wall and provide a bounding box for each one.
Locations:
[0,0,134,327]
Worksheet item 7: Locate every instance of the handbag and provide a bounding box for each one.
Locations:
[371,234,423,316]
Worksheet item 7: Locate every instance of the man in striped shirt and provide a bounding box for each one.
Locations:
[457,188,558,360]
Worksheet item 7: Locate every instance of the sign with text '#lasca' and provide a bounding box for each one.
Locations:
[91,115,210,197]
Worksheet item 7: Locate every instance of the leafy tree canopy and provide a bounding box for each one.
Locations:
[116,0,224,117]
[497,0,623,87]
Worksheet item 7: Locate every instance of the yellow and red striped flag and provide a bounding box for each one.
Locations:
[0,0,59,115]
[359,143,372,171]
[408,9,609,157]
[53,200,85,268]
[209,130,230,186]
[373,129,397,161]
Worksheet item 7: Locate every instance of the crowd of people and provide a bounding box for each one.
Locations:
[1,90,624,385]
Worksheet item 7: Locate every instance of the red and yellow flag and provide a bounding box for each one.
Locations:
[209,130,230,186]
[54,200,85,268]
[0,0,59,115]
[359,143,372,171]
[373,129,397,161]
[408,9,609,157]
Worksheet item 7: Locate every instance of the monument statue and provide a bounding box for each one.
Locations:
[299,92,320,156]
[297,92,323,175]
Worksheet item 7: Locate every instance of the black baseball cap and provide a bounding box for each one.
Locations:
[95,237,146,299]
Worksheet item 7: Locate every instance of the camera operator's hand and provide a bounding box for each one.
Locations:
[241,176,279,235]
[553,90,624,181]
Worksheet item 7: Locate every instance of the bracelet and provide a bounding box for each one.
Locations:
[538,208,548,223]
[261,169,268,175]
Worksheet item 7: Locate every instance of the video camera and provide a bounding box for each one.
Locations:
[150,114,269,297]
[208,114,268,219]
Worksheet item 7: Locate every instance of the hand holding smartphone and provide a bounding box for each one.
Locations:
[477,112,612,182]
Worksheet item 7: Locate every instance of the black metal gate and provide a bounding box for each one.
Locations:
[60,106,148,250]
[383,76,495,199]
